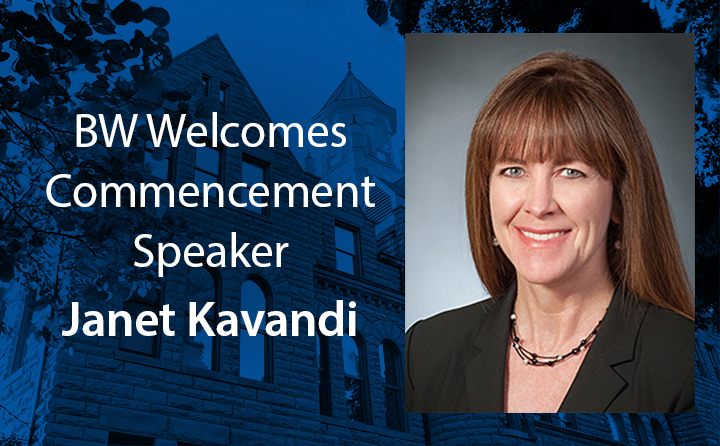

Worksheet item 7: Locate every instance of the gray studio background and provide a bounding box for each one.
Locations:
[406,34,695,329]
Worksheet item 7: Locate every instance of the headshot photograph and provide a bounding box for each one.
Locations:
[405,34,695,413]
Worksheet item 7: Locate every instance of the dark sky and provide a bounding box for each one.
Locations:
[162,0,406,165]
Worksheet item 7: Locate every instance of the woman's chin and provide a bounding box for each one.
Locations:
[514,263,576,288]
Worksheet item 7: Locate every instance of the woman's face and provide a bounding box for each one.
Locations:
[489,159,616,289]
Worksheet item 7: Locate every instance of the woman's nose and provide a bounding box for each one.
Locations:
[525,177,558,217]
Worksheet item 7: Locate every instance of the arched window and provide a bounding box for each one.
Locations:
[706,343,720,381]
[663,414,679,445]
[607,413,628,442]
[119,282,163,357]
[503,414,522,430]
[630,414,649,445]
[182,265,220,371]
[316,333,331,416]
[696,340,708,377]
[343,334,369,423]
[12,288,38,373]
[240,278,271,382]
[379,340,404,431]
[651,419,669,445]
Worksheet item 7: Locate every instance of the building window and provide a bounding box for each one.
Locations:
[503,414,522,430]
[651,419,669,445]
[705,343,719,381]
[240,278,271,382]
[182,265,220,371]
[316,333,332,416]
[194,146,222,197]
[11,289,36,373]
[343,333,369,423]
[335,224,358,275]
[107,431,154,445]
[663,414,679,445]
[119,284,163,357]
[220,83,230,114]
[696,341,708,377]
[144,144,172,180]
[379,340,404,431]
[629,414,649,445]
[241,158,267,214]
[607,414,628,442]
[202,74,211,97]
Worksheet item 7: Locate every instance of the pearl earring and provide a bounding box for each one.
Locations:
[492,236,499,247]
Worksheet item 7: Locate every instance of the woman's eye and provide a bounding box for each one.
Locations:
[502,167,524,177]
[561,168,585,178]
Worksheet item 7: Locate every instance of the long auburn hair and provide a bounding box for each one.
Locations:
[465,51,693,319]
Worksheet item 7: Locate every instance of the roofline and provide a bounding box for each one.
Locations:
[314,68,394,119]
[375,176,405,198]
[172,35,273,125]
[319,71,387,111]
[171,34,305,175]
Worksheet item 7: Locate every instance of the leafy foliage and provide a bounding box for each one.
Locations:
[367,0,389,26]
[0,1,213,345]
[417,0,664,32]
[0,433,25,446]
[674,0,719,331]
[373,0,663,33]
[364,0,425,34]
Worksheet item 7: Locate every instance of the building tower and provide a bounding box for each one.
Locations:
[313,64,405,239]
[312,63,403,186]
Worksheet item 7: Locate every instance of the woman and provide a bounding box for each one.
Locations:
[405,52,694,413]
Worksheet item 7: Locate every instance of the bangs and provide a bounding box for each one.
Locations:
[485,78,619,178]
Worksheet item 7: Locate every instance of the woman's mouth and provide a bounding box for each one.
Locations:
[518,229,571,241]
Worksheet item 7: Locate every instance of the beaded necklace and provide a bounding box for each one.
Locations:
[509,311,605,367]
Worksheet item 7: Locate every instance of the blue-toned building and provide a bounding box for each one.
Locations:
[0,34,413,446]
[0,35,717,446]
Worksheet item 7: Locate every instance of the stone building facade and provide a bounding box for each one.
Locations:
[0,34,417,446]
[0,35,717,446]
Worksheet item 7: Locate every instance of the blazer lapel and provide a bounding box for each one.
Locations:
[465,284,516,412]
[560,287,648,412]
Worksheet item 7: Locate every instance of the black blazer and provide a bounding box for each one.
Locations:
[405,284,695,413]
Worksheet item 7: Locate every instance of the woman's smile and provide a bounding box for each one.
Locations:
[490,160,616,288]
[516,227,571,244]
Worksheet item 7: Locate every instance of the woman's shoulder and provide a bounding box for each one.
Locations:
[406,298,501,357]
[630,302,695,412]
[408,298,498,338]
[637,302,694,352]
[405,298,505,412]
